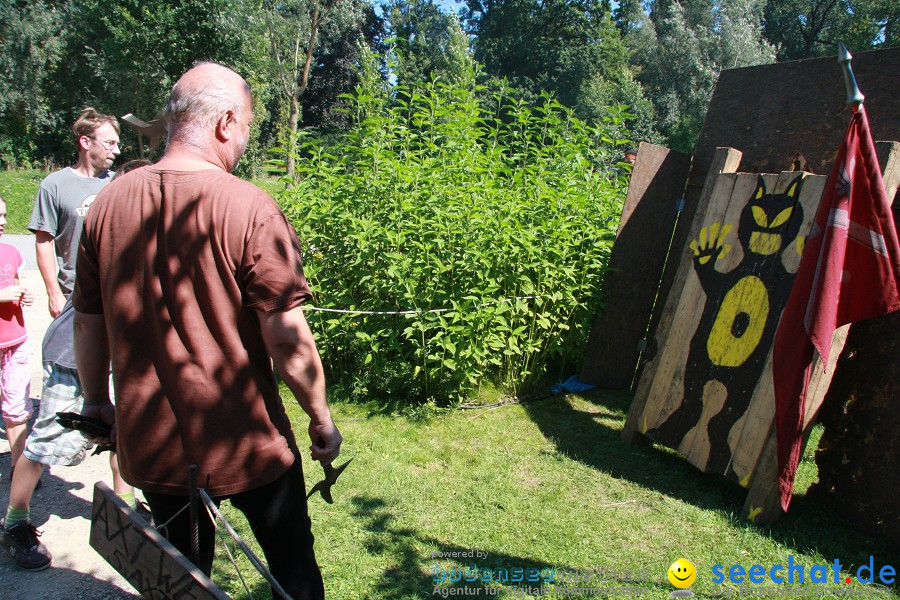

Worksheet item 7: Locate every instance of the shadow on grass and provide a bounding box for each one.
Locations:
[521,389,900,586]
[346,494,628,599]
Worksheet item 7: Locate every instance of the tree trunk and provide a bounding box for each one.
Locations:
[288,90,300,179]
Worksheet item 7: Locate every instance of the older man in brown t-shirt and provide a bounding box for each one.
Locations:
[72,62,341,600]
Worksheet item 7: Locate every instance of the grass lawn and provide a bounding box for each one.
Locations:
[0,169,46,233]
[211,390,900,599]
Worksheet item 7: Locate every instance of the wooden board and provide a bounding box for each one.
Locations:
[645,48,900,396]
[580,142,691,389]
[622,147,742,442]
[625,169,828,489]
[809,310,900,545]
[90,482,230,600]
[694,48,900,179]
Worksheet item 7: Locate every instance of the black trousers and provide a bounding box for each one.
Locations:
[144,460,325,600]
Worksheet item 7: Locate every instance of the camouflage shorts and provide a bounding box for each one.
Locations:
[23,364,93,467]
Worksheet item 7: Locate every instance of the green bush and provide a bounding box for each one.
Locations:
[276,79,628,405]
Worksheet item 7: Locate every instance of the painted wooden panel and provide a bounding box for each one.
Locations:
[627,170,827,489]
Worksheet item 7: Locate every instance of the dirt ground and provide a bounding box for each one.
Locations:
[0,267,140,598]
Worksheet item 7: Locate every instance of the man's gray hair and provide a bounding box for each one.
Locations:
[165,62,249,139]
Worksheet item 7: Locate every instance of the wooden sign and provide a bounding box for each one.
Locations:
[90,482,230,600]
[624,142,900,525]
[624,168,828,494]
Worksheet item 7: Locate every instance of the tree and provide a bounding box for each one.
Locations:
[763,0,844,59]
[763,0,899,60]
[0,0,67,166]
[641,1,715,151]
[630,0,774,152]
[716,0,775,70]
[46,0,264,161]
[385,0,474,89]
[262,0,374,177]
[614,0,657,66]
[463,0,658,140]
[301,3,385,131]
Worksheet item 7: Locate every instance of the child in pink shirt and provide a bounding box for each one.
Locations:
[0,194,35,477]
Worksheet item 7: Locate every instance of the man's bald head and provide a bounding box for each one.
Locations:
[165,62,251,142]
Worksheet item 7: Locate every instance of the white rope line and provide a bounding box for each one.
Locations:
[198,489,294,600]
[214,524,254,599]
[303,294,542,316]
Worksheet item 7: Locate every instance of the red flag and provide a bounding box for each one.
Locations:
[773,108,900,511]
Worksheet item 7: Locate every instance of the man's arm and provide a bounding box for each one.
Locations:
[257,305,341,465]
[74,311,115,434]
[35,231,66,317]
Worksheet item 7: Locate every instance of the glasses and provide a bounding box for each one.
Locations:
[90,137,121,150]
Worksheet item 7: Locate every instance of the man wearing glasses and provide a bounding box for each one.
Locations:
[0,108,128,572]
[28,107,121,318]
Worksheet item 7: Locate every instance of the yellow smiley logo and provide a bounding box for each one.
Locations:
[668,558,697,588]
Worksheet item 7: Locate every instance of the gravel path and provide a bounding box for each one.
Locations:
[0,266,140,598]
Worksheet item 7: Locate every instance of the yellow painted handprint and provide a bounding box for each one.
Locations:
[690,223,733,265]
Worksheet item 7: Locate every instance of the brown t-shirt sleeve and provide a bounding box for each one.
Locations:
[72,221,103,314]
[242,213,312,312]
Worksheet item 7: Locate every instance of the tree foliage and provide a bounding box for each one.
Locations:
[632,0,774,152]
[0,0,382,171]
[0,0,67,165]
[261,0,377,176]
[1,0,896,169]
[763,0,898,60]
[463,0,659,143]
[385,0,474,89]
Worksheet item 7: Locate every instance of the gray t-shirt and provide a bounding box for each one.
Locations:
[42,297,75,368]
[28,167,114,295]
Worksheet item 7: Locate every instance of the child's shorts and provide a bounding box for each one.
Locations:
[23,364,93,467]
[0,340,32,426]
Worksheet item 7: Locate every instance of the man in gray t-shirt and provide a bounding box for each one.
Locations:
[1,109,128,572]
[28,108,120,317]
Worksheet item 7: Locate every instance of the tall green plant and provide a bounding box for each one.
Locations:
[277,78,627,405]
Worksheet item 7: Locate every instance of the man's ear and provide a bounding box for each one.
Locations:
[78,135,92,151]
[215,110,236,141]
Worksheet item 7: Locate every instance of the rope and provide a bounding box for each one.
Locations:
[153,499,191,539]
[213,523,255,599]
[303,294,542,316]
[198,489,294,600]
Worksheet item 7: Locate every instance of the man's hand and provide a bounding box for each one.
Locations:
[309,418,342,466]
[48,290,66,317]
[80,402,117,445]
[35,230,65,317]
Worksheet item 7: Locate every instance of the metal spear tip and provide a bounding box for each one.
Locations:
[837,41,865,110]
[837,41,852,64]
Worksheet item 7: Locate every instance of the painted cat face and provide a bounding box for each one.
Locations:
[740,175,804,255]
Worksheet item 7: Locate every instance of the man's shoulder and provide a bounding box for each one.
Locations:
[201,172,279,212]
[39,167,73,188]
[39,167,113,191]
[216,172,271,197]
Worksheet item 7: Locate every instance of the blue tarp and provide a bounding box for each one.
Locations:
[550,375,596,395]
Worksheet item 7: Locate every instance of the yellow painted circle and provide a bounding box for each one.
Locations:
[668,558,697,588]
[707,275,769,367]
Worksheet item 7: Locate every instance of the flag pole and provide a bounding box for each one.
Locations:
[838,42,865,113]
